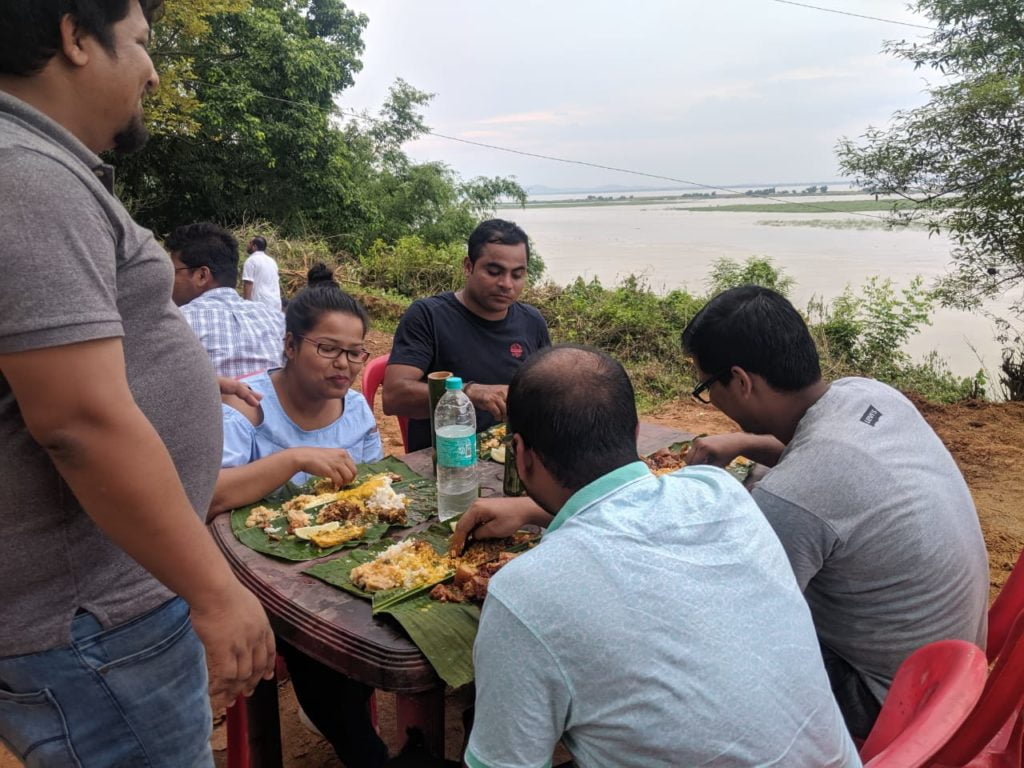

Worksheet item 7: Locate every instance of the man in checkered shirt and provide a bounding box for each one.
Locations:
[168,222,285,378]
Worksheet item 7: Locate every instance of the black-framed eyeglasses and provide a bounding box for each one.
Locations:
[295,335,370,363]
[691,369,729,404]
[174,265,200,272]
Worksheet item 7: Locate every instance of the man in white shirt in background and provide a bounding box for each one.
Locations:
[242,235,282,312]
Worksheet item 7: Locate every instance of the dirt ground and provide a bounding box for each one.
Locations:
[2,329,1021,767]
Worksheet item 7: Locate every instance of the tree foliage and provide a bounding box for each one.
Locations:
[837,0,1024,315]
[118,0,525,255]
[706,256,795,297]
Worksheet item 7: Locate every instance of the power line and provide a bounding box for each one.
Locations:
[183,78,897,221]
[769,0,937,31]
[333,108,893,221]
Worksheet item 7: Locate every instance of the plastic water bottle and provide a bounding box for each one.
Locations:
[435,377,478,521]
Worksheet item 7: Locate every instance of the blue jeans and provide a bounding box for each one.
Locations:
[0,597,213,767]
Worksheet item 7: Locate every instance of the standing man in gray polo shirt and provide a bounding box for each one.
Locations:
[464,346,858,768]
[0,2,275,765]
[681,286,988,739]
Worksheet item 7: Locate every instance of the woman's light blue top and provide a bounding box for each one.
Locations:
[221,369,384,486]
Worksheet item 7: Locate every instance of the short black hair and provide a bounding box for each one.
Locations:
[467,219,530,264]
[508,344,639,490]
[165,222,239,288]
[286,263,370,338]
[681,285,821,391]
[0,0,164,77]
[250,236,267,251]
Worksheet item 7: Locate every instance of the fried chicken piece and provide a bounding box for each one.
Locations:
[429,583,466,603]
[318,499,365,524]
[452,563,478,588]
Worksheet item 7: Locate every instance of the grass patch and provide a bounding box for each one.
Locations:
[758,218,928,230]
[675,200,919,214]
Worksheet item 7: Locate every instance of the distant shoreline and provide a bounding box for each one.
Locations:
[501,189,882,210]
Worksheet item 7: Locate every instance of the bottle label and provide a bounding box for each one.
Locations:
[436,433,477,468]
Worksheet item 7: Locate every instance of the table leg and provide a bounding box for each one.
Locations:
[395,688,445,757]
[245,677,283,768]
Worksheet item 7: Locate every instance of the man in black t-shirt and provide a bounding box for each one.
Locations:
[384,219,551,452]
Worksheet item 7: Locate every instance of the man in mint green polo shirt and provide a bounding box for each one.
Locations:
[464,345,860,768]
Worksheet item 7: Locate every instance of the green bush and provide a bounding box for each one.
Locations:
[529,275,703,408]
[357,236,465,298]
[707,256,795,297]
[243,233,985,408]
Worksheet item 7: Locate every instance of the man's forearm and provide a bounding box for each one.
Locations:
[737,434,786,467]
[383,379,431,419]
[44,407,242,609]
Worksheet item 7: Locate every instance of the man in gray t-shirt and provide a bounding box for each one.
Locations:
[681,286,988,739]
[465,345,858,768]
[0,2,274,763]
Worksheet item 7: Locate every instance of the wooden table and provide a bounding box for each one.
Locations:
[210,422,693,765]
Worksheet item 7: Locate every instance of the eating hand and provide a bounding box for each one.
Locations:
[685,434,747,467]
[466,383,508,422]
[450,497,552,556]
[292,447,358,488]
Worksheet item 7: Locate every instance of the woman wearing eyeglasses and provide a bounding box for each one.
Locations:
[209,263,382,516]
[209,264,391,768]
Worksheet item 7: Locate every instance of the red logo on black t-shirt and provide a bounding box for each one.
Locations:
[510,342,524,359]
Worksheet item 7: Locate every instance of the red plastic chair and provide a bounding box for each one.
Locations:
[362,353,410,453]
[859,639,988,768]
[928,612,1024,768]
[226,697,250,768]
[988,546,1024,663]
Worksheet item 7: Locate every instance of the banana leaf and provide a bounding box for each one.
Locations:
[305,537,479,689]
[304,523,454,605]
[234,521,390,561]
[229,456,436,561]
[378,595,480,689]
[477,423,507,461]
[304,523,538,688]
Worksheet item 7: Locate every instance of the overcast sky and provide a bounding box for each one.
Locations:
[336,1,937,192]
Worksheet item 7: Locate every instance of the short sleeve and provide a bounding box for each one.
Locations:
[752,486,839,590]
[466,596,568,768]
[536,313,551,349]
[0,150,122,354]
[221,404,256,468]
[242,257,256,282]
[387,300,436,373]
[347,394,384,463]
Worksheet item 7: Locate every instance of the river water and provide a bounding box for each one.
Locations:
[514,195,1015,387]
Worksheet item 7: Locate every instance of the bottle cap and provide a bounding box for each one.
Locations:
[445,376,463,390]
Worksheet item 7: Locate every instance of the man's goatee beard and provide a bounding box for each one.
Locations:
[113,114,150,155]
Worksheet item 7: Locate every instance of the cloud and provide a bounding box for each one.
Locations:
[769,65,860,83]
[458,130,507,139]
[477,110,565,126]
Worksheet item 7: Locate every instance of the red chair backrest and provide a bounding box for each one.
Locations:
[930,612,1024,767]
[988,546,1024,662]
[860,639,987,768]
[361,353,409,453]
